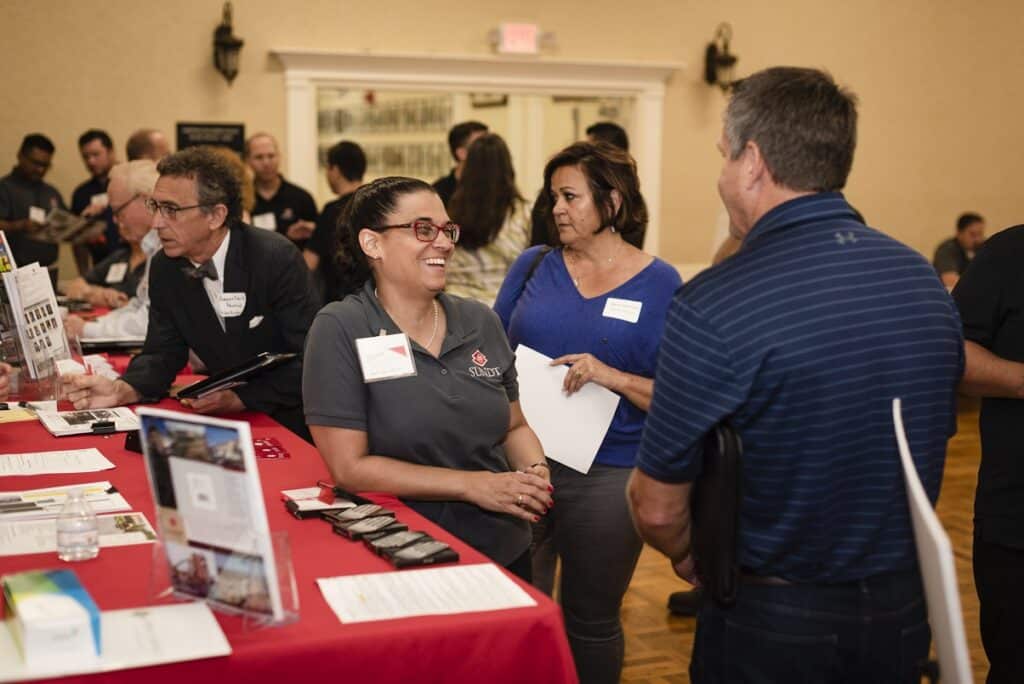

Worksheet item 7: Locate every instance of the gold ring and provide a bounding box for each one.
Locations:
[575,369,583,377]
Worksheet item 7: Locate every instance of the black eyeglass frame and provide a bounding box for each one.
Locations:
[144,197,217,221]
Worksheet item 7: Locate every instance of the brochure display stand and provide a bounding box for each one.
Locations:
[136,408,297,627]
[148,530,299,629]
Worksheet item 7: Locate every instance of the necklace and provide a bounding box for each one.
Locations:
[566,239,624,287]
[376,288,440,349]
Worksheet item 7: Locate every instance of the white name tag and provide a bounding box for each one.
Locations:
[355,333,416,382]
[218,292,247,318]
[105,262,128,283]
[602,297,643,324]
[29,206,46,224]
[252,212,277,231]
[90,193,109,208]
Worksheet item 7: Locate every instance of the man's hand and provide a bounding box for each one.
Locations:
[81,203,105,219]
[180,389,245,414]
[285,220,315,241]
[0,362,12,400]
[64,314,87,338]
[673,555,699,585]
[61,374,138,409]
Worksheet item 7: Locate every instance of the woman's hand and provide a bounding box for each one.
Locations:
[552,352,622,396]
[463,470,553,522]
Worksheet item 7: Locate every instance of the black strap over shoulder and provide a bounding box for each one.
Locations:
[691,423,743,607]
[523,246,553,285]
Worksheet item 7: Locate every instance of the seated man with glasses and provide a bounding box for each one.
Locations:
[63,160,159,310]
[64,160,161,341]
[63,147,320,440]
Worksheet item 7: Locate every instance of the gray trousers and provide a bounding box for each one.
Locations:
[532,461,644,684]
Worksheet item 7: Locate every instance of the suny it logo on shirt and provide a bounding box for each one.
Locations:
[468,348,501,378]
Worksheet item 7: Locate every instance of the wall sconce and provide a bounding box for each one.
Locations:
[704,23,738,91]
[213,2,244,85]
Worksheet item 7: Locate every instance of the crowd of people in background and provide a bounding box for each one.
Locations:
[2,63,1022,684]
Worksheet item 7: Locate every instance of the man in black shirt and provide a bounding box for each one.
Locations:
[953,225,1024,683]
[246,133,318,250]
[432,121,487,207]
[0,133,66,269]
[934,211,985,289]
[70,129,120,273]
[304,140,365,302]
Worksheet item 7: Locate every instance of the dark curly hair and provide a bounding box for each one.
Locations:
[156,146,243,228]
[537,141,647,248]
[334,176,437,296]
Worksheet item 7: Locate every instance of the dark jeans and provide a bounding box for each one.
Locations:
[532,461,644,684]
[691,570,930,684]
[973,535,1024,683]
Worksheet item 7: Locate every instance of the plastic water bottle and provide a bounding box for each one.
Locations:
[56,489,99,562]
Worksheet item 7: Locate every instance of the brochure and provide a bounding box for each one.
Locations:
[0,257,68,380]
[0,481,130,521]
[176,352,298,400]
[36,407,140,437]
[137,408,285,621]
[0,512,157,556]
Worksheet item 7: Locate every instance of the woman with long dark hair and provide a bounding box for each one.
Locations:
[303,176,552,579]
[445,134,530,306]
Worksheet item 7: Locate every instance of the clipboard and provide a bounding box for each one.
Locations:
[176,351,298,400]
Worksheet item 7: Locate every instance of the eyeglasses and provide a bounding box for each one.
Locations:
[144,198,215,220]
[374,220,460,244]
[111,194,141,218]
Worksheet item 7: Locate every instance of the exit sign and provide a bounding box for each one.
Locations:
[496,23,540,54]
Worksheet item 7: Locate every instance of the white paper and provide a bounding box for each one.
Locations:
[28,207,46,224]
[0,448,114,476]
[355,332,417,382]
[317,563,536,624]
[35,407,140,437]
[218,292,246,318]
[105,262,128,283]
[892,399,973,684]
[252,212,276,230]
[0,602,231,682]
[0,512,157,556]
[602,297,643,323]
[513,345,620,474]
[0,481,131,521]
[89,192,109,208]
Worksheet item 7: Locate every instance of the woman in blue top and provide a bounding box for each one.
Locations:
[494,142,681,684]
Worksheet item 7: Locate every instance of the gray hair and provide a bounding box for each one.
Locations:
[108,160,159,196]
[724,66,858,193]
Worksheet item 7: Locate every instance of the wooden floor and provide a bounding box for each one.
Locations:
[618,397,988,683]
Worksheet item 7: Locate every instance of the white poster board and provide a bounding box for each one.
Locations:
[892,398,973,684]
[136,408,284,622]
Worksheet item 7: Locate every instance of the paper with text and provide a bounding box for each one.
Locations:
[0,448,114,476]
[317,563,536,623]
[0,512,156,556]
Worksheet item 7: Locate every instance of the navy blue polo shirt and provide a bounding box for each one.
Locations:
[636,192,964,583]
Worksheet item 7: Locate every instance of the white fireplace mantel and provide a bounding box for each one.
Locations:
[271,49,681,254]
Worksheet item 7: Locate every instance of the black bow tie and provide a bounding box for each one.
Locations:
[182,261,218,281]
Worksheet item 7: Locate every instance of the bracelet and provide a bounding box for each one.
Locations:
[529,462,550,471]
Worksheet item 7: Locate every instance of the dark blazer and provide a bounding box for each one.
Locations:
[122,223,320,436]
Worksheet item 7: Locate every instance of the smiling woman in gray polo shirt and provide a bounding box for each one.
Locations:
[302,177,552,577]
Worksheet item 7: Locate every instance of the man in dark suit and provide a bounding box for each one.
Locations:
[63,147,320,439]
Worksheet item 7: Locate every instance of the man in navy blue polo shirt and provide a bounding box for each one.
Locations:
[627,67,963,682]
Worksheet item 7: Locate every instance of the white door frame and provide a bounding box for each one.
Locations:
[271,49,680,255]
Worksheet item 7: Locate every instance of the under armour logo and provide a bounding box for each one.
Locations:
[834,231,858,245]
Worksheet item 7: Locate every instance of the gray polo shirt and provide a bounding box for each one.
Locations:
[303,279,530,565]
[0,169,65,267]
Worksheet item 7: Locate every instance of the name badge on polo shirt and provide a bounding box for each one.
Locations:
[355,333,417,383]
[218,292,247,318]
[105,262,128,284]
[90,193,109,208]
[29,206,46,224]
[602,297,643,324]
[252,212,277,231]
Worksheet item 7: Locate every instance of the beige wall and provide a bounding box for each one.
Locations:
[2,0,1021,265]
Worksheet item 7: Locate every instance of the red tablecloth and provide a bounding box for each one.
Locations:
[0,402,578,684]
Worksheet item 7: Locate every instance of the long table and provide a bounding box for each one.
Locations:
[0,400,578,683]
